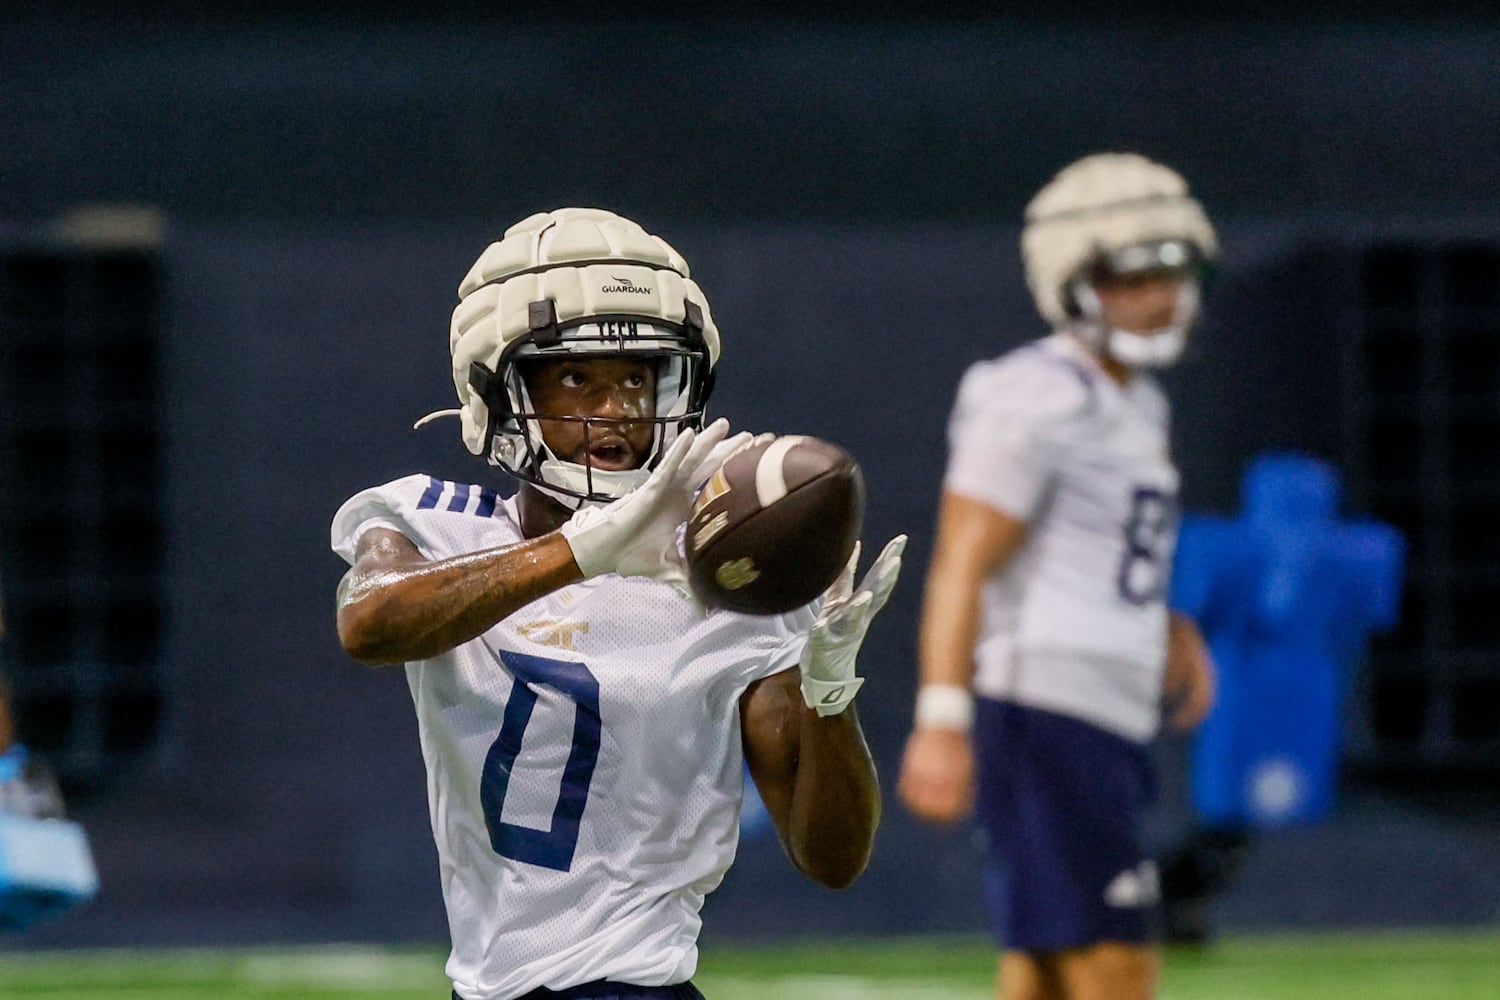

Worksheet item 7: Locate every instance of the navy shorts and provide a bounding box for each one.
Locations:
[454,981,705,1000]
[973,699,1161,952]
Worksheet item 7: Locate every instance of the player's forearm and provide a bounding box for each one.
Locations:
[1168,608,1199,642]
[783,707,881,890]
[917,559,985,689]
[917,493,1025,695]
[337,534,583,664]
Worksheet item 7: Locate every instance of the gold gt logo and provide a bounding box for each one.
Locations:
[715,558,760,591]
[517,618,590,651]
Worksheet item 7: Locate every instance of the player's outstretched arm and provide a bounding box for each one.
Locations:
[741,670,880,890]
[897,491,1028,825]
[740,536,905,889]
[336,527,583,666]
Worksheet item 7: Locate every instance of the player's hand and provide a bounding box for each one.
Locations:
[897,726,975,824]
[561,419,732,584]
[1163,611,1216,731]
[702,429,773,473]
[799,535,906,716]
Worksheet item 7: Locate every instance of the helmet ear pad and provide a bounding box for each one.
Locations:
[1060,278,1084,320]
[466,361,512,458]
[465,294,567,457]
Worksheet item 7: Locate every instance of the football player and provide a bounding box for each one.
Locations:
[331,209,904,1000]
[0,570,64,823]
[0,565,94,931]
[896,154,1218,1000]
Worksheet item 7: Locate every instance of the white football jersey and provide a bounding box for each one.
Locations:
[944,333,1179,742]
[331,475,813,1000]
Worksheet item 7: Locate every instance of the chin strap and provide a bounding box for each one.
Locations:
[533,458,650,510]
[1104,326,1188,368]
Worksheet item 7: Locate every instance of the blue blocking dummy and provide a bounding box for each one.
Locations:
[1171,454,1404,828]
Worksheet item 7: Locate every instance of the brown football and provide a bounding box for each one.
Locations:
[685,435,864,615]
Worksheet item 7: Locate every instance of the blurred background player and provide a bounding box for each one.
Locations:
[896,153,1219,1000]
[330,208,904,1000]
[0,568,14,760]
[0,561,94,933]
[0,564,64,824]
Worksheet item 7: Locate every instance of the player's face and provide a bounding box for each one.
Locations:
[1090,269,1187,334]
[520,357,659,472]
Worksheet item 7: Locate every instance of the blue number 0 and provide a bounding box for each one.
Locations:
[479,651,601,872]
[1117,486,1178,606]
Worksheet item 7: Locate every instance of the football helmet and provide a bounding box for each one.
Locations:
[1021,153,1217,368]
[443,208,720,508]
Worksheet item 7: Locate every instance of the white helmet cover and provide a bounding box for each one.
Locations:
[1021,153,1218,366]
[447,208,721,506]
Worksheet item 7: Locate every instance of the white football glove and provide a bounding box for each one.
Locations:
[703,430,774,471]
[560,419,732,584]
[801,534,907,717]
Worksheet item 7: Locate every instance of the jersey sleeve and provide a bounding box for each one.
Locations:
[714,600,818,690]
[330,474,443,565]
[763,601,819,678]
[942,355,1093,521]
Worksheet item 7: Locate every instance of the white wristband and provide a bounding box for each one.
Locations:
[914,684,974,732]
[801,674,865,717]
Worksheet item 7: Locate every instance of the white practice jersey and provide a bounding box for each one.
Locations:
[331,475,813,1000]
[944,333,1179,742]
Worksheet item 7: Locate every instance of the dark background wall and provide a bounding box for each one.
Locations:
[4,5,1500,949]
[8,5,1500,228]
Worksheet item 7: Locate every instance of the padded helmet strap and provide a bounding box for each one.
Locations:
[529,298,561,349]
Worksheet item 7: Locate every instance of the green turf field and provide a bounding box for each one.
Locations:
[1,929,1497,999]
